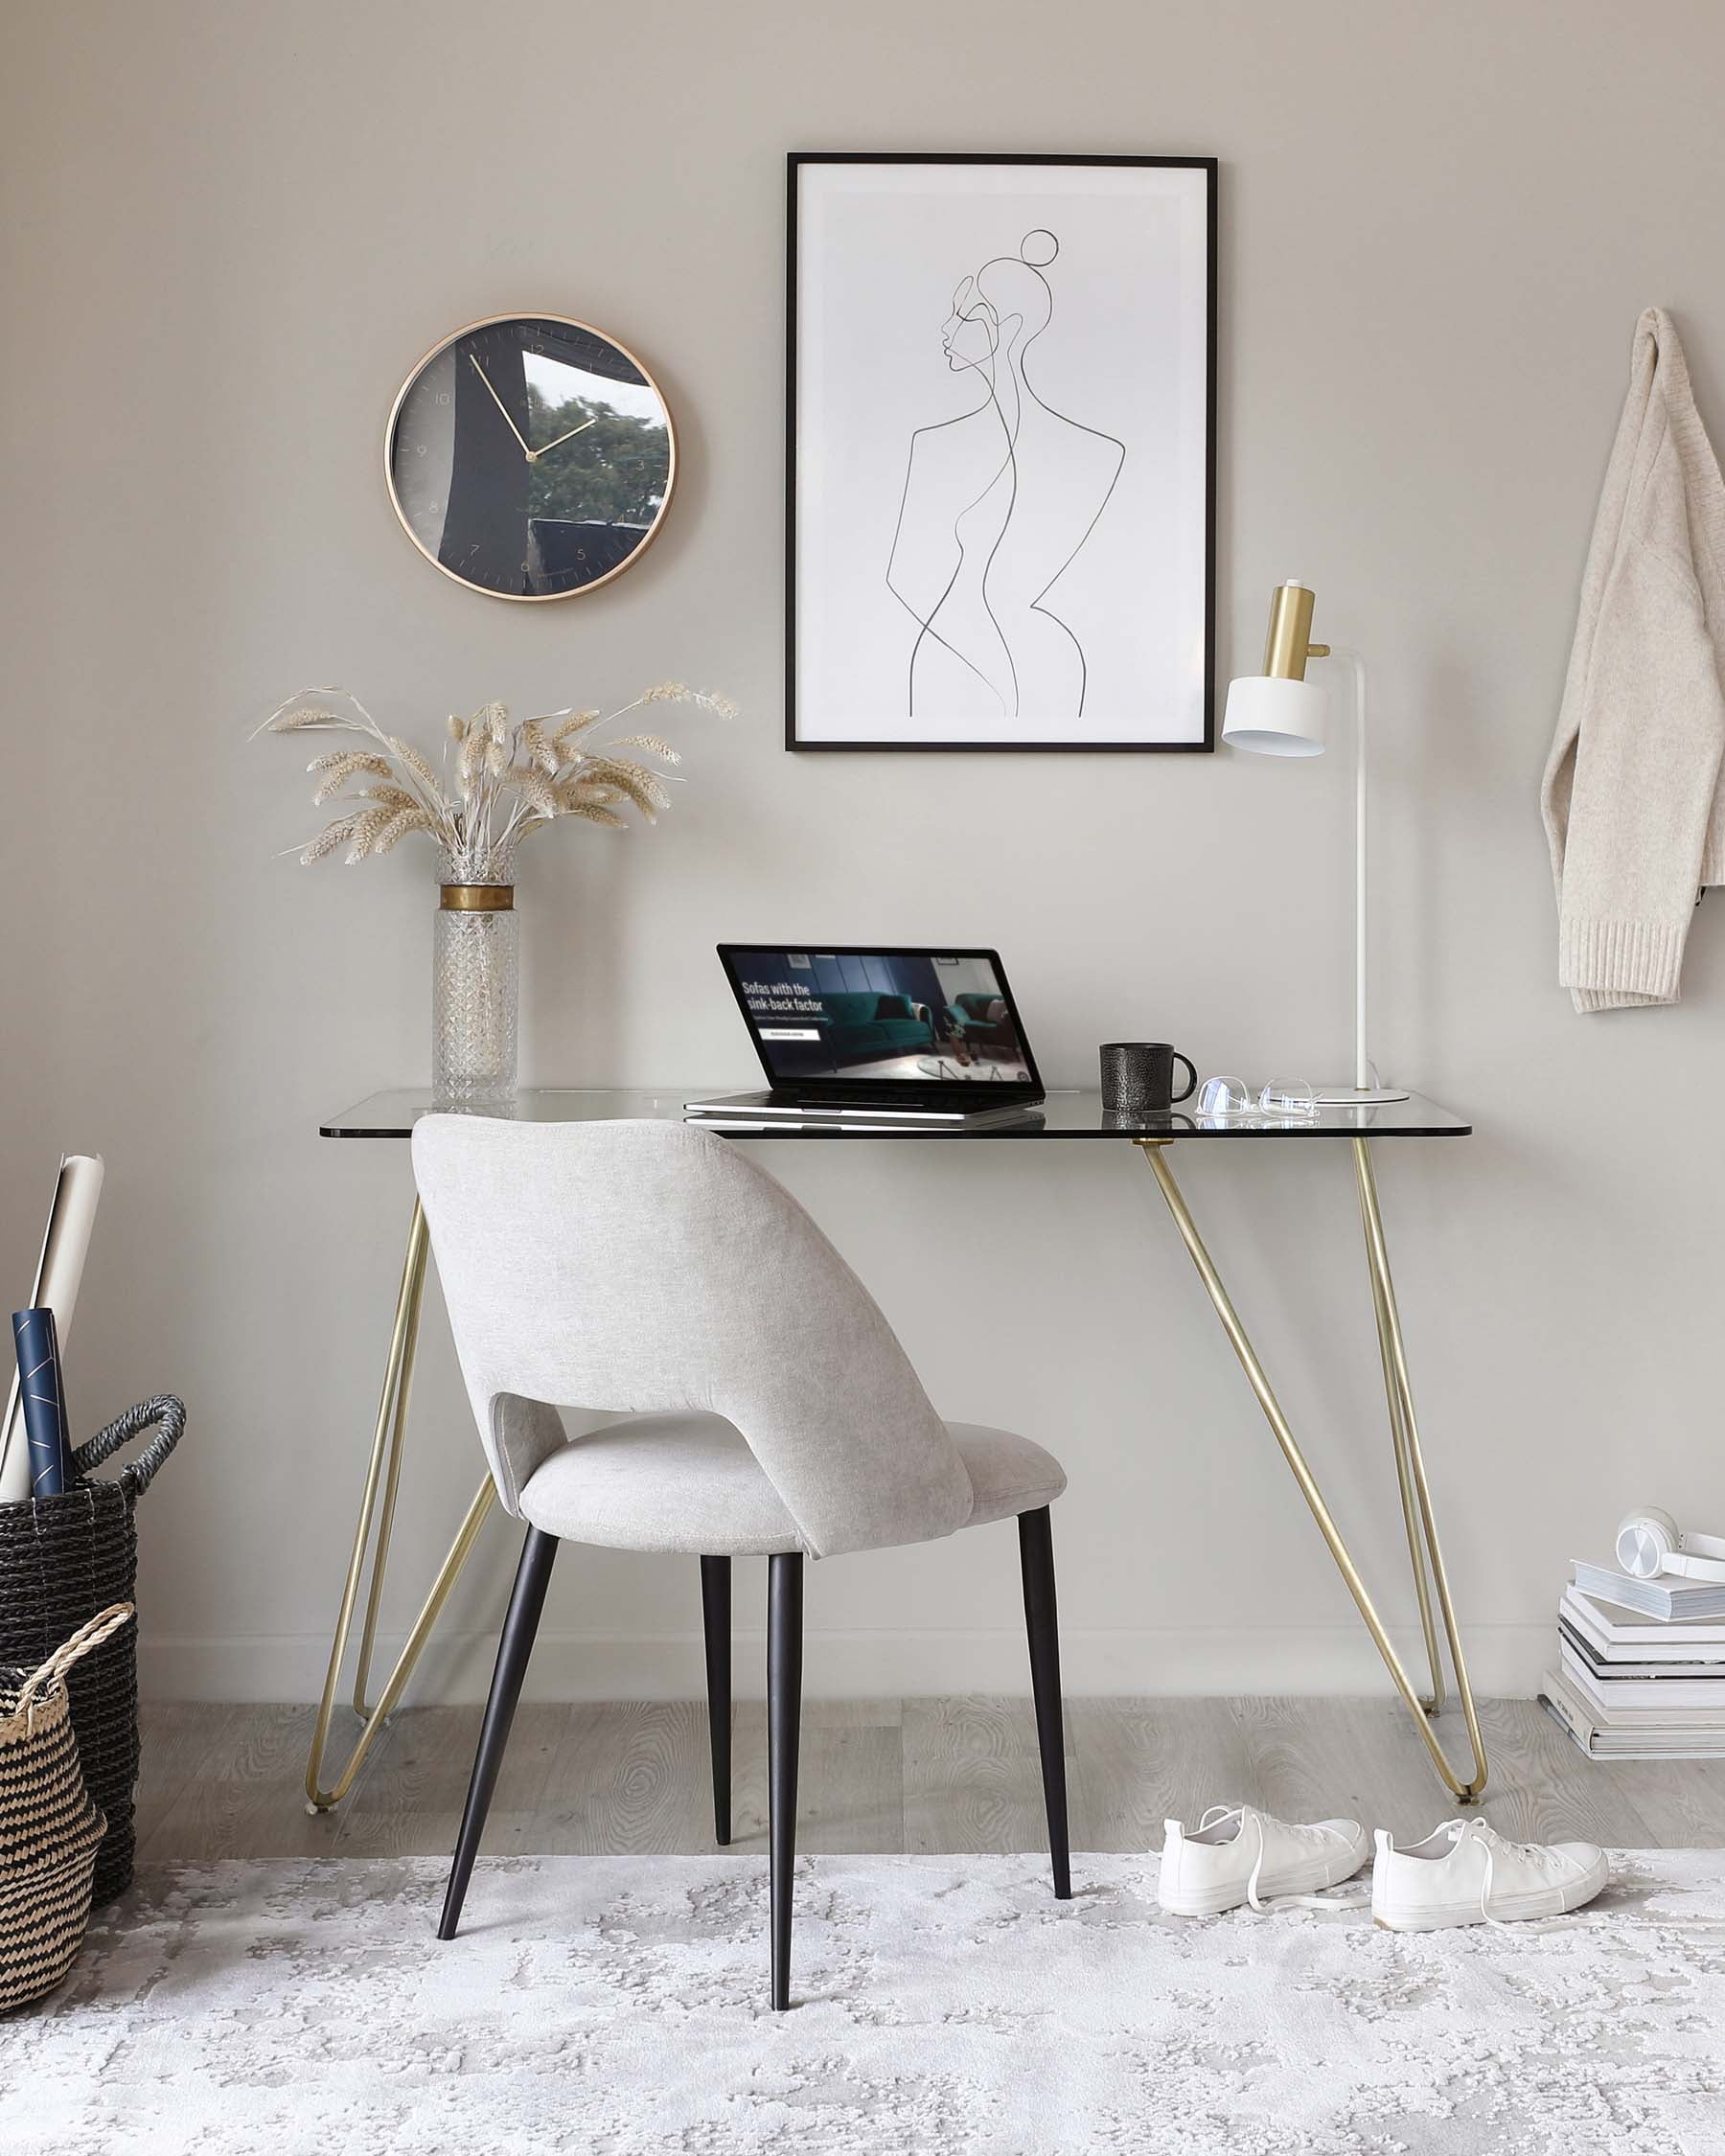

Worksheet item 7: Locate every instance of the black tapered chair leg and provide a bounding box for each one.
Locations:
[438,1524,559,1940]
[700,1554,732,1846]
[768,1550,804,2011]
[1018,1505,1071,1900]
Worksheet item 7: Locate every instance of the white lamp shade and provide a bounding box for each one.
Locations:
[1222,674,1327,757]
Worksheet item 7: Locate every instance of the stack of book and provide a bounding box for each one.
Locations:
[1540,1556,1725,1759]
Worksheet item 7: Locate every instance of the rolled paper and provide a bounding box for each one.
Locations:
[12,1308,73,1501]
[0,1155,104,1502]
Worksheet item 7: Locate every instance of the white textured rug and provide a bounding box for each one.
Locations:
[5,1852,1724,2153]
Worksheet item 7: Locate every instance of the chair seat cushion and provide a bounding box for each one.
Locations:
[947,1422,1068,1526]
[517,1412,1065,1557]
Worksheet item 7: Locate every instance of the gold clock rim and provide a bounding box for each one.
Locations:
[382,310,678,604]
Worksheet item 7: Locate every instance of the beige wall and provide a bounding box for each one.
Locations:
[7,0,1723,1703]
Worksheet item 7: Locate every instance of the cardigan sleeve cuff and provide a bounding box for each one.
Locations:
[1559,913,1687,1008]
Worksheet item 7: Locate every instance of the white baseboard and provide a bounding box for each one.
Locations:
[139,1622,1554,1705]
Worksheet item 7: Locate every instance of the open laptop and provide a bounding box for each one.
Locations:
[685,945,1045,1129]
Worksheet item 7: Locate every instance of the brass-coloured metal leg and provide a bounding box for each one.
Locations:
[1351,1136,1487,1797]
[1135,1139,1487,1804]
[1360,1160,1445,1714]
[352,1208,429,1718]
[304,1200,497,1811]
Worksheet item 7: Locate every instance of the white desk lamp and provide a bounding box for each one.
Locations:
[1223,581,1409,1106]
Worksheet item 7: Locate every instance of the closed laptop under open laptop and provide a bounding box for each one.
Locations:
[686,945,1045,1126]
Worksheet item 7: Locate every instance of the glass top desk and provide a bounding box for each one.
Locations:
[322,1087,1471,1141]
[307,1087,1484,1814]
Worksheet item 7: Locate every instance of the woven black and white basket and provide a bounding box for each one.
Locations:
[0,1395,183,1906]
[0,1604,133,2014]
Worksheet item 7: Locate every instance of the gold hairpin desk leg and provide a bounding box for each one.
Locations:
[1135,1137,1487,1803]
[1351,1135,1486,1790]
[304,1199,497,1813]
[1360,1155,1445,1715]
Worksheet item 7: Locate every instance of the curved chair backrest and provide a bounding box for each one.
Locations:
[411,1116,975,1559]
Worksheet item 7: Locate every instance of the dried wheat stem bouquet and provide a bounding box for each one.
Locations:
[256,682,735,880]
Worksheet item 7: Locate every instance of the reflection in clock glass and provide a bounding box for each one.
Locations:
[387,317,674,599]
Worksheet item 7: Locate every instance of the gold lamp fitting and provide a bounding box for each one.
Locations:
[1262,581,1331,681]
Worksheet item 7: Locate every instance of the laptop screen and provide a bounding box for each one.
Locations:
[718,947,1039,1090]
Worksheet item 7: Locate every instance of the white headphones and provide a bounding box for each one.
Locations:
[1615,1507,1725,1584]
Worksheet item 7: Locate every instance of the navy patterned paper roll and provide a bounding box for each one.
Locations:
[12,1307,72,1500]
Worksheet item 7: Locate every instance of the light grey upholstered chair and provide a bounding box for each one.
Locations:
[412,1114,1070,2010]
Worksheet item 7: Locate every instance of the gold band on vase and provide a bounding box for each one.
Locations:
[439,884,515,912]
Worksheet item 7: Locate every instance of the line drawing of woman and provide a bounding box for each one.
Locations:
[885,231,1126,722]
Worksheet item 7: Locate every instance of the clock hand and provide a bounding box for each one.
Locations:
[532,415,598,457]
[467,355,534,459]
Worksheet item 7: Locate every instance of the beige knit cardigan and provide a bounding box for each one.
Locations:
[1542,308,1725,1010]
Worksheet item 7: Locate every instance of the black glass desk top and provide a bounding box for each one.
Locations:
[321,1089,1470,1140]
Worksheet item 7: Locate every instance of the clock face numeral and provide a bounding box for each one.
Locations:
[385,314,675,603]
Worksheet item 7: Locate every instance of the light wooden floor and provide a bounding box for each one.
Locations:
[135,1695,1725,1861]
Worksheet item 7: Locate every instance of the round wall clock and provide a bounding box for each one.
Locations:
[385,313,677,601]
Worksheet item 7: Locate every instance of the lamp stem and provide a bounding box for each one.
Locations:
[1330,648,1370,1092]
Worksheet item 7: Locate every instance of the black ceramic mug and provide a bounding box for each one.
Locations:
[1099,1042,1198,1114]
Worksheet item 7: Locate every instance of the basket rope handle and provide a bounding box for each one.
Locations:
[13,1602,135,1720]
[72,1394,185,1499]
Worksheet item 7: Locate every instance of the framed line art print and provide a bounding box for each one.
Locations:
[787,153,1216,751]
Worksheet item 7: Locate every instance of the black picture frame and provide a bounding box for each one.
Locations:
[786,151,1218,753]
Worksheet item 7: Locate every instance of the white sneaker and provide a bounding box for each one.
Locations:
[1370,1818,1609,1931]
[1159,1803,1370,1915]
